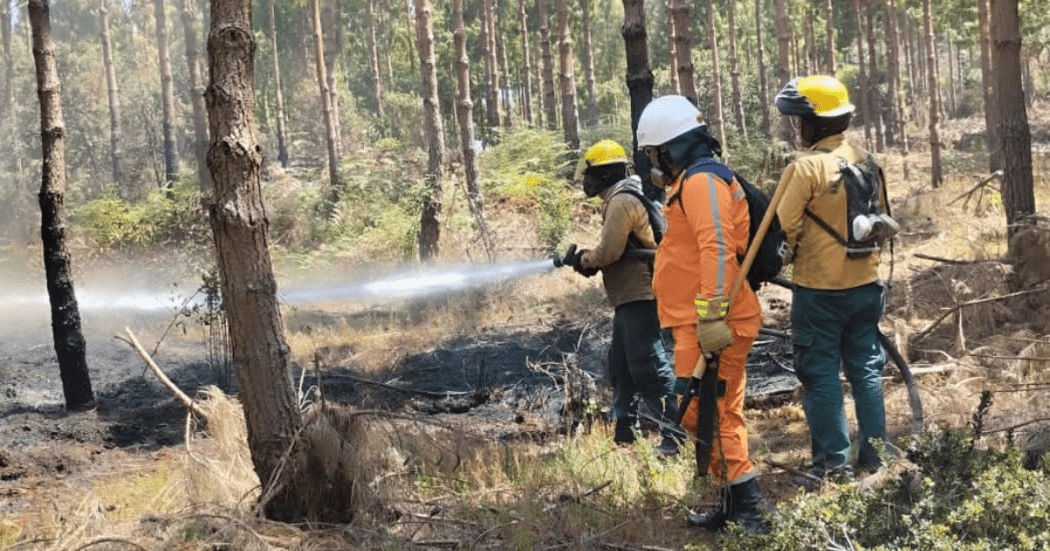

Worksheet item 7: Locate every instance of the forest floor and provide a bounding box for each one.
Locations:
[2,122,1050,549]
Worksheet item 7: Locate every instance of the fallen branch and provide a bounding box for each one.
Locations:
[913,286,1049,342]
[117,327,207,419]
[982,416,1050,435]
[912,253,999,265]
[306,371,474,399]
[948,170,1002,206]
[762,458,823,484]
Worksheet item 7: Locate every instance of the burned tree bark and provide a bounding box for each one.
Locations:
[29,0,93,411]
[621,0,657,200]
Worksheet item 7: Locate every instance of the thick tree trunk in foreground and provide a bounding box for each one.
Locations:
[206,0,345,523]
[414,0,444,261]
[154,0,179,186]
[555,0,579,152]
[621,0,657,200]
[29,0,93,411]
[990,0,1034,242]
[181,0,210,192]
[453,0,495,261]
[99,0,123,186]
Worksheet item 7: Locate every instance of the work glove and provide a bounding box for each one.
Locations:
[571,248,600,277]
[553,243,579,268]
[695,295,733,355]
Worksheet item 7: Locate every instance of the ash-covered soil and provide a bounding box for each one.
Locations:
[0,285,799,506]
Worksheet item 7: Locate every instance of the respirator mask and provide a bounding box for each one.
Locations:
[643,146,679,190]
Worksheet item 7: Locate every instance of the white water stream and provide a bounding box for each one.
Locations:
[0,258,559,316]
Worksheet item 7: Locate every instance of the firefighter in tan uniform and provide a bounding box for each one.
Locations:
[636,95,770,535]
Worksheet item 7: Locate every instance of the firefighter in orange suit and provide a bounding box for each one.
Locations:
[636,94,770,535]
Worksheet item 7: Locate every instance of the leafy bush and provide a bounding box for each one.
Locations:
[481,128,575,254]
[72,174,209,252]
[720,422,1050,551]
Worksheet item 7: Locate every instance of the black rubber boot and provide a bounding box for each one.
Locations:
[686,486,730,531]
[613,417,637,445]
[726,478,772,535]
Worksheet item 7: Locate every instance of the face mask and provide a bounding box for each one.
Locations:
[583,172,605,197]
[644,145,677,189]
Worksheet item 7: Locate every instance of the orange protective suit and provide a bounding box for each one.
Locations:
[653,168,763,483]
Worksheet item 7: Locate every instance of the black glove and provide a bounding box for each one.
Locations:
[553,243,578,268]
[571,248,600,277]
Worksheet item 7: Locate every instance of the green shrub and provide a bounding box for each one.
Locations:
[72,174,208,252]
[720,423,1050,551]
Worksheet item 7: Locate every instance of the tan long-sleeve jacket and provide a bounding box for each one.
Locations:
[579,176,657,307]
[775,134,883,290]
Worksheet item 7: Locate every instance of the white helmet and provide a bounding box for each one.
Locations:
[636,95,705,148]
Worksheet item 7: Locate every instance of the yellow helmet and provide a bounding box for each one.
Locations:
[775,75,855,118]
[583,139,629,168]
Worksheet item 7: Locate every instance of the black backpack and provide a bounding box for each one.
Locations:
[678,159,787,290]
[804,153,896,259]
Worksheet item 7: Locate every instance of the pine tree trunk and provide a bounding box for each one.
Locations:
[29,0,93,412]
[579,0,598,127]
[864,0,883,151]
[977,0,998,172]
[670,0,695,104]
[704,0,725,153]
[946,38,957,116]
[154,0,179,186]
[921,0,942,187]
[414,0,444,261]
[99,0,123,186]
[2,2,14,174]
[666,0,678,94]
[323,0,341,157]
[990,0,1034,242]
[621,0,657,199]
[538,0,557,130]
[206,0,336,523]
[851,0,870,147]
[824,0,834,73]
[269,0,289,166]
[181,0,210,192]
[453,0,495,261]
[772,0,792,142]
[803,12,814,74]
[517,0,533,124]
[727,0,745,139]
[755,0,770,136]
[364,0,383,117]
[479,0,499,128]
[555,0,579,152]
[310,0,341,202]
[887,0,909,179]
[495,11,514,127]
[883,0,901,148]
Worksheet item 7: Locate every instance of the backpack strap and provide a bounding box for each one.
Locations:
[610,187,657,260]
[668,158,736,211]
[802,155,852,246]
